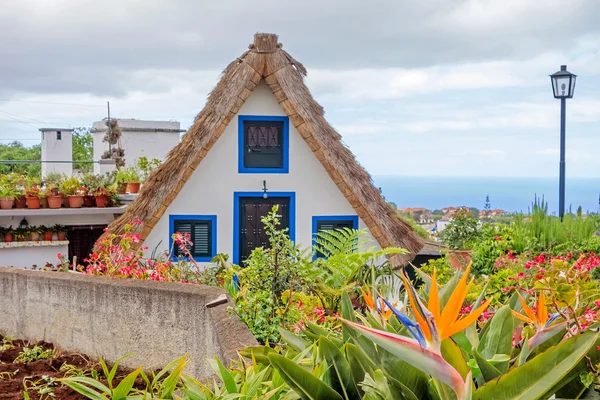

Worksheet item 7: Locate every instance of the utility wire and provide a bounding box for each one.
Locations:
[0,110,39,129]
[0,109,74,127]
[0,98,105,108]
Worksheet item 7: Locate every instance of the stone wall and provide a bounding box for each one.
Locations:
[0,267,257,378]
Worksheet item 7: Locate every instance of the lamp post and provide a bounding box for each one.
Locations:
[550,65,577,220]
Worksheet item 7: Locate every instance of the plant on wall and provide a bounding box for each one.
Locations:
[100,119,125,168]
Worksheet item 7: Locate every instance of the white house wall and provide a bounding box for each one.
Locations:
[143,82,380,265]
[92,121,180,174]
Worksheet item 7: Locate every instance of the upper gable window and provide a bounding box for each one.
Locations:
[238,115,289,173]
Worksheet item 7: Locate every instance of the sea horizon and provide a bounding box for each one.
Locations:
[373,175,600,214]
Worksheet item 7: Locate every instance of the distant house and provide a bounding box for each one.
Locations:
[435,216,453,232]
[103,33,424,267]
[417,213,434,224]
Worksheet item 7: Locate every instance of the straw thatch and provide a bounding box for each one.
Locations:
[103,33,424,266]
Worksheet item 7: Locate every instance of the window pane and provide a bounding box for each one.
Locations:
[194,222,211,257]
[173,222,193,257]
[244,120,284,168]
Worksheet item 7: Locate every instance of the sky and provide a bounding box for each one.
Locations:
[1,0,599,178]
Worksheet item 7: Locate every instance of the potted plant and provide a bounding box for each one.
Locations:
[439,208,480,269]
[136,156,161,181]
[115,169,128,194]
[53,224,67,241]
[123,166,141,194]
[81,174,103,207]
[94,186,111,208]
[3,226,13,243]
[0,185,17,209]
[61,177,86,208]
[0,226,4,242]
[15,228,26,242]
[44,185,63,209]
[24,184,42,209]
[30,226,41,242]
[40,225,54,241]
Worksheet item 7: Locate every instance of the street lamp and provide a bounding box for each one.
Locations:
[550,65,577,220]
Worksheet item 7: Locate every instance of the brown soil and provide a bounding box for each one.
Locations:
[0,335,145,400]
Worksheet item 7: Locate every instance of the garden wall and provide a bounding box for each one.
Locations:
[0,267,257,379]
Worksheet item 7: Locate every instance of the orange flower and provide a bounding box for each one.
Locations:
[401,264,489,347]
[361,286,375,310]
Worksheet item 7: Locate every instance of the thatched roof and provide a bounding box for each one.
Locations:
[104,33,424,266]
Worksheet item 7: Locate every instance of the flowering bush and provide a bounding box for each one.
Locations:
[82,220,205,284]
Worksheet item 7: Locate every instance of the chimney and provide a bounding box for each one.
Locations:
[40,128,74,177]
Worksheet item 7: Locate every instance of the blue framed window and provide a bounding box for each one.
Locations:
[238,115,289,174]
[312,215,359,258]
[233,192,296,265]
[169,215,217,262]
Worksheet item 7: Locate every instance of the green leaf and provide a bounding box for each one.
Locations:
[268,353,343,400]
[486,354,510,365]
[159,355,187,398]
[345,343,376,395]
[215,357,237,394]
[279,327,310,352]
[477,305,513,373]
[240,346,277,365]
[474,329,599,400]
[473,349,501,382]
[359,370,399,400]
[113,367,143,400]
[58,376,110,394]
[57,379,106,400]
[441,338,470,380]
[517,338,529,367]
[319,337,360,400]
[341,292,357,343]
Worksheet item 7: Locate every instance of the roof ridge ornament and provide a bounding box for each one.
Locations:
[250,33,281,53]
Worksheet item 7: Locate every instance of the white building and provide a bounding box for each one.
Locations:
[40,128,73,177]
[91,119,183,174]
[104,33,423,267]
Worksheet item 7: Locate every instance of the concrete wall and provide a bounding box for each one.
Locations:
[0,268,257,378]
[92,119,181,174]
[143,82,380,266]
[41,129,73,177]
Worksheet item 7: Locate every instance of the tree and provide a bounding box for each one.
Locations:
[484,195,491,212]
[72,127,93,173]
[0,141,41,176]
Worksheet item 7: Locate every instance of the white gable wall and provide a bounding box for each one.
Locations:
[143,82,379,265]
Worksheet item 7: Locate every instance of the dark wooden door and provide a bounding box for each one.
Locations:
[67,225,107,265]
[239,197,290,264]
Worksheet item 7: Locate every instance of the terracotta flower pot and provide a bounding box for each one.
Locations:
[57,231,67,241]
[41,197,48,208]
[83,195,95,207]
[31,232,41,241]
[62,195,70,208]
[448,250,472,270]
[47,196,63,209]
[14,196,26,209]
[117,183,127,194]
[4,232,13,243]
[0,197,14,209]
[26,196,41,209]
[68,195,84,208]
[126,182,141,194]
[95,195,109,208]
[43,231,54,241]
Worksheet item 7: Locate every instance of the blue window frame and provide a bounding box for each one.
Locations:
[233,192,296,265]
[169,215,217,262]
[238,115,289,174]
[311,215,359,258]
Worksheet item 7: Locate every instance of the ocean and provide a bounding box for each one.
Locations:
[373,176,600,214]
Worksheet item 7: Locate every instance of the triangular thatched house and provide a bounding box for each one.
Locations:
[105,33,423,266]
